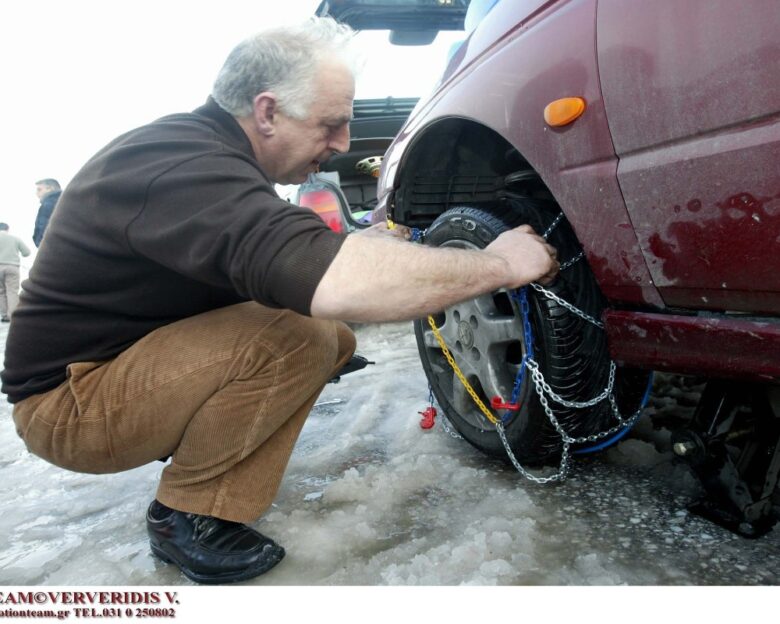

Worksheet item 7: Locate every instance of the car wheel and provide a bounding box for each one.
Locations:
[413,202,650,466]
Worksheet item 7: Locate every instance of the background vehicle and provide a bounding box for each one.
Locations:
[320,0,780,536]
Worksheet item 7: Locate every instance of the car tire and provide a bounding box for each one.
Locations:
[413,202,650,466]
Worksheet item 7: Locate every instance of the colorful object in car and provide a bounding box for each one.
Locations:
[298,188,345,233]
[356,155,383,178]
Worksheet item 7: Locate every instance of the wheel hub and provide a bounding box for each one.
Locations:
[457,321,474,349]
[423,292,527,429]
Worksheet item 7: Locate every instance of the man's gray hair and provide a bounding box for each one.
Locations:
[212,17,355,120]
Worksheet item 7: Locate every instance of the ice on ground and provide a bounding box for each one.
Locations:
[0,321,778,585]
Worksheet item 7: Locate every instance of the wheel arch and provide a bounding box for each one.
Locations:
[389,116,560,228]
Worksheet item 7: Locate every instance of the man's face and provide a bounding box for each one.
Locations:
[35,183,52,199]
[268,60,355,185]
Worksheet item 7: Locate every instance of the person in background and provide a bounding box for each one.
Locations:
[2,18,558,584]
[0,223,31,322]
[33,178,61,247]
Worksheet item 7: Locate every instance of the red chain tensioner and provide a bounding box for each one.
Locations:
[419,406,437,429]
[490,396,520,411]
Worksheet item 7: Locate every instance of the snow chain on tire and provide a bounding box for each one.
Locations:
[421,214,646,484]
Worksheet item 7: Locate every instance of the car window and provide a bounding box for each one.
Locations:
[351,29,465,99]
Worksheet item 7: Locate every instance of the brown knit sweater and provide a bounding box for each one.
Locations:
[2,97,346,403]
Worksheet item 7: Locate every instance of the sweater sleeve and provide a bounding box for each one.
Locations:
[16,237,31,257]
[125,152,347,315]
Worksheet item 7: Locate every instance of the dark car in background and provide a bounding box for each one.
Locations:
[319,0,780,537]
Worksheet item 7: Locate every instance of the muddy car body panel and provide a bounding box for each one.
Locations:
[371,0,780,381]
[598,0,780,315]
[379,0,663,306]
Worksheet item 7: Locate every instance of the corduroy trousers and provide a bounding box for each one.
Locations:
[12,302,356,523]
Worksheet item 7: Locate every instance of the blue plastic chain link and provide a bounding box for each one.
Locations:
[502,287,534,423]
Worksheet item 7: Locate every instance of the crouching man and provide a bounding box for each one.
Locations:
[1,17,558,584]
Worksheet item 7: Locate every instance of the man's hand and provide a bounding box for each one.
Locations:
[485,225,560,286]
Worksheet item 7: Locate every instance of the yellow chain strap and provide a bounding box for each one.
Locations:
[426,315,500,426]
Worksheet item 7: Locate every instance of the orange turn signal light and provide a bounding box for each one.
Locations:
[544,97,586,127]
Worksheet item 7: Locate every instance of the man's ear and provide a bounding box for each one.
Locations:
[252,92,278,137]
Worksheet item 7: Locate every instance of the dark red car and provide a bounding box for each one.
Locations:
[319,0,780,536]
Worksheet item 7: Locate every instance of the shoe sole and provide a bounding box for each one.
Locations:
[150,543,285,585]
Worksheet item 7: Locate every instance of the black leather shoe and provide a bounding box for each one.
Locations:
[146,500,285,584]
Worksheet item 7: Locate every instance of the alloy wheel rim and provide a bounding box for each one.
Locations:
[420,239,529,430]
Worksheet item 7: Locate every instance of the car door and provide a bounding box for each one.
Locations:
[597,0,780,315]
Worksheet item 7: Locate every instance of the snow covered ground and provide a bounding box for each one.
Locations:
[0,321,778,586]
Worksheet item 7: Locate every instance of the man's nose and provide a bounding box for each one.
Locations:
[329,123,351,155]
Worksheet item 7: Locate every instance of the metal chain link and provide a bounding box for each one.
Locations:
[439,413,464,439]
[426,383,464,439]
[526,359,616,409]
[560,251,584,271]
[495,362,638,483]
[541,213,564,239]
[530,368,642,446]
[529,282,605,329]
[497,422,568,483]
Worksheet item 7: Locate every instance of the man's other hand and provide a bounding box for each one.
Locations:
[356,221,411,241]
